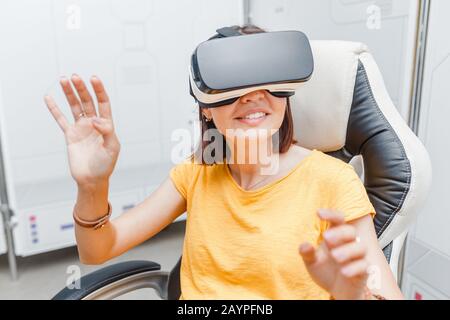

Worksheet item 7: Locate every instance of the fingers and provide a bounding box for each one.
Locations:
[59,77,83,121]
[44,95,69,132]
[92,117,113,136]
[90,76,113,120]
[318,209,355,249]
[323,224,357,249]
[49,74,114,137]
[330,241,366,264]
[92,117,120,152]
[318,208,369,280]
[340,259,369,279]
[318,209,345,228]
[71,74,97,117]
[299,242,317,265]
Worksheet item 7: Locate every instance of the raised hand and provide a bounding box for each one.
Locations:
[44,75,121,187]
[299,209,369,300]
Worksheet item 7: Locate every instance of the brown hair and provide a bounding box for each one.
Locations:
[193,25,297,164]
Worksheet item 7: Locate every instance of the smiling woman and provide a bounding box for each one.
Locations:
[197,89,296,166]
[193,26,298,165]
[44,23,404,301]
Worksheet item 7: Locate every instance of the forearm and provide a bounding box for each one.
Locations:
[351,215,405,300]
[365,259,405,300]
[74,181,116,264]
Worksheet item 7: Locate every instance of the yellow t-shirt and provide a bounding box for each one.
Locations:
[169,149,376,300]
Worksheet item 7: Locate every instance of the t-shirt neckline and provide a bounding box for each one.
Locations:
[223,149,319,194]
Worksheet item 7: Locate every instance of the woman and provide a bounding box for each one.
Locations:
[44,25,404,300]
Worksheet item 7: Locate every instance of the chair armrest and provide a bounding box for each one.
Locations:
[52,260,165,300]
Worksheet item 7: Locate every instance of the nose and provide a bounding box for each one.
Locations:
[240,90,265,104]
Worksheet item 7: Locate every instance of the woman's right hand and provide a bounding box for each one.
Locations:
[45,75,121,187]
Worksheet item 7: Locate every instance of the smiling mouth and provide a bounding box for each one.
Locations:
[235,112,268,120]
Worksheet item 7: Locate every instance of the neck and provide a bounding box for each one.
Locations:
[226,137,280,189]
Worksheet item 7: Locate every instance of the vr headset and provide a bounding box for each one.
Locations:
[189,27,314,108]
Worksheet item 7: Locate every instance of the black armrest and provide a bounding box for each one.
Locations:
[52,260,161,300]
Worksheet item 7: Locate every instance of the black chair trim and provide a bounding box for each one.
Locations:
[52,260,161,300]
[328,60,412,239]
[382,242,393,263]
[167,257,182,300]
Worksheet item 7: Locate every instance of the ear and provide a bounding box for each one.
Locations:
[202,108,213,120]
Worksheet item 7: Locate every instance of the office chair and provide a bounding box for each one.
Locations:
[52,41,432,300]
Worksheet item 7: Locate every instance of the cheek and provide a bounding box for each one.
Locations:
[271,99,288,123]
[210,108,235,133]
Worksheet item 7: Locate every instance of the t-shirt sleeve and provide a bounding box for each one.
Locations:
[330,163,376,222]
[169,160,195,200]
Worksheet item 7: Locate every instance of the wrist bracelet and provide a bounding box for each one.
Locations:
[73,201,112,230]
[329,287,387,300]
[365,286,387,300]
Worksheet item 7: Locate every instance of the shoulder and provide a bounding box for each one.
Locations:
[170,158,203,178]
[309,149,351,177]
[169,158,216,199]
[304,150,366,192]
[170,158,223,182]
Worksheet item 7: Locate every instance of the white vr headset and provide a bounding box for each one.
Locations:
[189,27,314,108]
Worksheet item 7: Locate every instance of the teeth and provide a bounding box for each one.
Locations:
[243,112,266,120]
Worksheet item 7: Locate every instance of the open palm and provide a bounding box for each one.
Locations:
[45,75,121,186]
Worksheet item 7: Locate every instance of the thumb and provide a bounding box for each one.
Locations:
[92,117,119,150]
[299,242,318,265]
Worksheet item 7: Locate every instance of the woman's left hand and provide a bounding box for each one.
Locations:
[299,209,369,300]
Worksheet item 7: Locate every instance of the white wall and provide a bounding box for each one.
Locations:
[0,0,243,256]
[0,82,10,256]
[248,0,419,120]
[402,0,450,300]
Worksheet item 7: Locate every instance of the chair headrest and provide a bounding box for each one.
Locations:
[292,40,369,151]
